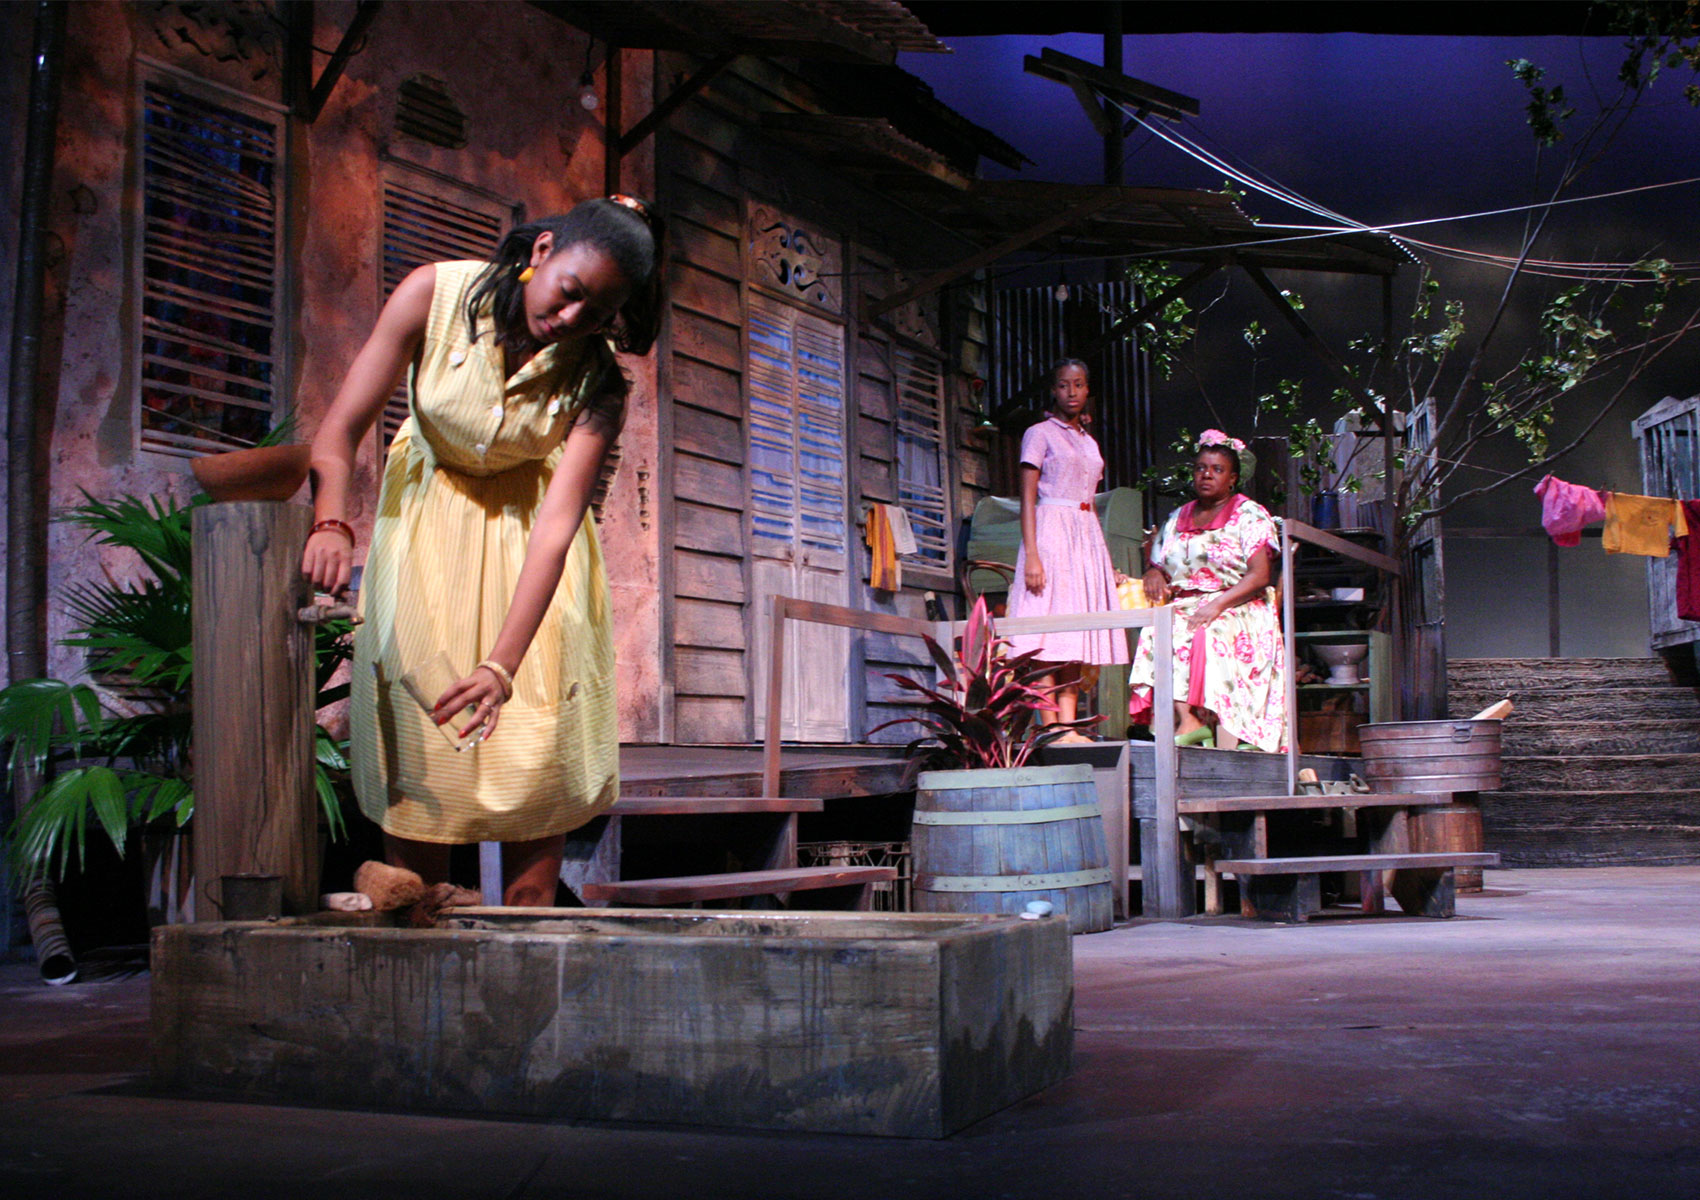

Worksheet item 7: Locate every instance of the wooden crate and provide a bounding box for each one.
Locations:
[151,908,1073,1138]
[1299,710,1365,754]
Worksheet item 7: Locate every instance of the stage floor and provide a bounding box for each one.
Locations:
[8,866,1697,1198]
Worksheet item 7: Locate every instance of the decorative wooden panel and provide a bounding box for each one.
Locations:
[138,79,281,457]
[746,203,842,314]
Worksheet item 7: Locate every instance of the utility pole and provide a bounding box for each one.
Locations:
[1103,0,1124,188]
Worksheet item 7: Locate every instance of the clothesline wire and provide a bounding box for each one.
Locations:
[1105,97,1700,280]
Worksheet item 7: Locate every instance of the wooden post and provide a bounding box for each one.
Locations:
[1148,604,1189,917]
[603,44,622,196]
[192,503,317,918]
[1282,522,1298,796]
[762,594,787,799]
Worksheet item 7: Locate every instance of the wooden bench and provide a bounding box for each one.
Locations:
[580,866,898,908]
[1211,851,1501,921]
[1177,791,1453,815]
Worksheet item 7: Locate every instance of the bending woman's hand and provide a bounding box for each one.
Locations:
[433,665,511,745]
[1024,555,1047,595]
[301,530,354,596]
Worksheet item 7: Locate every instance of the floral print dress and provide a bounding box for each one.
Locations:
[1128,493,1287,752]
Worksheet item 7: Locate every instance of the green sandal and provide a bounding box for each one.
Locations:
[1175,727,1215,748]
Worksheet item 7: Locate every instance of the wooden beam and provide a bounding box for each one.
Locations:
[1024,47,1199,122]
[305,1,382,123]
[864,188,1128,321]
[604,43,622,195]
[619,52,737,155]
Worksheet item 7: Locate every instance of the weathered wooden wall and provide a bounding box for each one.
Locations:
[656,52,991,745]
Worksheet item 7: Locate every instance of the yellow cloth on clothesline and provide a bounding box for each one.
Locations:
[865,502,898,590]
[1602,491,1689,557]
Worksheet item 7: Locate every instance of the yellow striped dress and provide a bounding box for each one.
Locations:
[350,261,620,843]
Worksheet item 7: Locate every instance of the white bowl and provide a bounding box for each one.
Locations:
[1314,642,1368,685]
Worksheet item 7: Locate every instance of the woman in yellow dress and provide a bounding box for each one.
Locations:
[301,196,664,905]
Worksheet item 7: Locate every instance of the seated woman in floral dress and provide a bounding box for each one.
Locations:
[1128,430,1287,751]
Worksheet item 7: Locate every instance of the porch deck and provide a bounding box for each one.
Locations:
[617,743,908,799]
[611,740,1372,921]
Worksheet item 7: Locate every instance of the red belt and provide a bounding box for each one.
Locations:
[1038,498,1093,511]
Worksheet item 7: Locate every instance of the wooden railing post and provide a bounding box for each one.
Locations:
[192,502,317,918]
[762,595,788,799]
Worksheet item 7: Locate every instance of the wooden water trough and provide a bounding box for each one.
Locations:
[151,907,1073,1138]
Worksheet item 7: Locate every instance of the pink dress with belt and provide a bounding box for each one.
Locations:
[1003,416,1129,666]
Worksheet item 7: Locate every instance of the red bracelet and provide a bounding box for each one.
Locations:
[311,519,355,545]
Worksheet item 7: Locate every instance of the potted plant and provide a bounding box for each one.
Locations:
[1,491,354,919]
[876,597,1114,933]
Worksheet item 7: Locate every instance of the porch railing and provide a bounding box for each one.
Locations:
[761,598,1179,914]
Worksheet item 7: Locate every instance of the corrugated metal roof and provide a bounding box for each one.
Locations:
[536,1,946,63]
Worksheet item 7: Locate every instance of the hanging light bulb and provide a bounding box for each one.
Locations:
[579,70,599,111]
[1054,280,1070,302]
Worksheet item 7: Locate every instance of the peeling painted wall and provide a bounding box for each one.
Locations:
[37,1,662,739]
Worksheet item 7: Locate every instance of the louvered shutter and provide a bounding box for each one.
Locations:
[377,170,506,446]
[747,291,846,560]
[138,81,281,456]
[893,346,950,567]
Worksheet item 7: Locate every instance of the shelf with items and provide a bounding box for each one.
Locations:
[1282,522,1396,759]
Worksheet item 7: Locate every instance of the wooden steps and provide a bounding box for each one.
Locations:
[1475,789,1700,866]
[1496,754,1700,793]
[1178,792,1452,815]
[1448,656,1673,692]
[580,866,897,907]
[1451,687,1699,722]
[562,784,876,912]
[1497,719,1700,756]
[609,795,824,816]
[1449,656,1700,867]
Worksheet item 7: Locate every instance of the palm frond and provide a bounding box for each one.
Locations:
[59,490,204,585]
[0,679,105,775]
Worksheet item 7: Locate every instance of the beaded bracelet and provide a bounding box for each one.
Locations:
[477,658,514,701]
[311,518,355,545]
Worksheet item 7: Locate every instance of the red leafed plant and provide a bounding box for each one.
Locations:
[873,595,1099,773]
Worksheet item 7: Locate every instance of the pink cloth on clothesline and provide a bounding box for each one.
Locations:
[1533,474,1607,547]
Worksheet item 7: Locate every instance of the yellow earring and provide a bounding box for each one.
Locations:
[517,266,535,284]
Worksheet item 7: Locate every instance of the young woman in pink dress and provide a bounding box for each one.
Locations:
[1128,431,1287,751]
[1003,359,1129,741]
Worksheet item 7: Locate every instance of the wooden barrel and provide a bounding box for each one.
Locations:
[1409,798,1486,892]
[1357,719,1502,793]
[1359,720,1498,893]
[912,763,1113,934]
